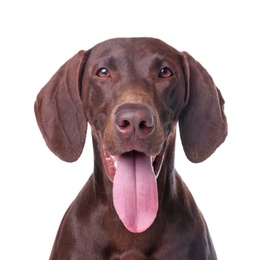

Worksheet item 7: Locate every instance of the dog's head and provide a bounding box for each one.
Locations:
[35,38,227,163]
[35,38,227,232]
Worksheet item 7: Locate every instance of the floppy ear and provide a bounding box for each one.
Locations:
[34,50,89,162]
[179,52,228,163]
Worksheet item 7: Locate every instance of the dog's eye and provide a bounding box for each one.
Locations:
[159,67,173,78]
[96,68,111,78]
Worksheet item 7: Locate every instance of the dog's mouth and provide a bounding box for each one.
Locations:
[101,147,165,182]
[101,144,165,233]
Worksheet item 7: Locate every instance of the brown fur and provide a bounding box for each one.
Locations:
[35,38,227,259]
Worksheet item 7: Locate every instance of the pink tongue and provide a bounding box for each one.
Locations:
[113,151,158,233]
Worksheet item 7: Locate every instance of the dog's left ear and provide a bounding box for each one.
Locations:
[179,52,228,163]
[34,50,89,162]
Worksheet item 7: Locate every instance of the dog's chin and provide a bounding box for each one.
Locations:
[101,144,165,182]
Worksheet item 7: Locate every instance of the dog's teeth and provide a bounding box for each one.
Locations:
[110,155,117,169]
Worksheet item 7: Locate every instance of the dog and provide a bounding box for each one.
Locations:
[35,37,227,259]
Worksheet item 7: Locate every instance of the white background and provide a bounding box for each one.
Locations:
[1,0,268,259]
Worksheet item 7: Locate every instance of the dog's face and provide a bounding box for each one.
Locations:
[82,38,186,179]
[35,37,227,233]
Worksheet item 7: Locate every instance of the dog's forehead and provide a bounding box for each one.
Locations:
[90,38,177,60]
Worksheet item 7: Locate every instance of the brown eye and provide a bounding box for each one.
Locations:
[96,67,111,78]
[159,67,173,78]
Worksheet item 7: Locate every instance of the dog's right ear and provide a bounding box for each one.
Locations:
[34,50,89,162]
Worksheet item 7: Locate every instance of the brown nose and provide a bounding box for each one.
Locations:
[115,104,155,139]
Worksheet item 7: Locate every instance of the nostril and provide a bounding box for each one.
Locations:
[139,119,154,135]
[139,121,146,129]
[139,120,153,129]
[119,120,130,128]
